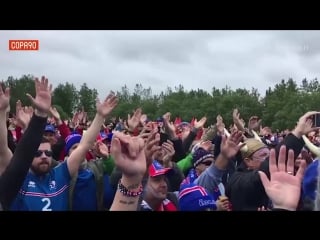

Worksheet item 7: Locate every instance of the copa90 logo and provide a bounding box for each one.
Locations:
[9,40,39,51]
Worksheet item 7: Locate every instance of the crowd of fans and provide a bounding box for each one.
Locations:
[0,76,319,211]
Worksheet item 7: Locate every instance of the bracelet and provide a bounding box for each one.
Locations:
[117,181,143,197]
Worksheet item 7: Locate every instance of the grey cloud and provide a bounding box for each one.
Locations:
[1,30,320,100]
[106,31,212,64]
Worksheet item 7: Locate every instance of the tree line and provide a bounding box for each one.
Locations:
[3,75,320,131]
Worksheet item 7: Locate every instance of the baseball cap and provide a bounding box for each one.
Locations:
[149,160,173,177]
[97,132,108,142]
[44,124,55,133]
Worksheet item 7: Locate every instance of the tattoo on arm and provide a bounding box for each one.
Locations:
[119,200,135,205]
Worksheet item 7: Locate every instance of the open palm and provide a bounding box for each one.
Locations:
[96,141,109,158]
[16,101,32,129]
[262,172,302,211]
[96,92,118,118]
[259,146,306,211]
[127,108,142,131]
[26,76,52,113]
[220,131,244,159]
[194,116,207,129]
[50,107,61,120]
[0,86,10,111]
[162,112,176,137]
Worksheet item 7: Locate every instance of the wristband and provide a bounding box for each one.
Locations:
[117,180,143,197]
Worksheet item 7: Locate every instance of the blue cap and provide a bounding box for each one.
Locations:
[65,134,82,155]
[45,124,55,133]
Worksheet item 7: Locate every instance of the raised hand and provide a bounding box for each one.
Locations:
[110,131,147,211]
[294,111,320,137]
[0,84,10,112]
[139,121,153,136]
[78,107,85,121]
[26,76,52,114]
[232,109,245,130]
[72,112,79,125]
[258,145,306,211]
[96,91,118,118]
[248,116,261,131]
[220,130,245,159]
[216,114,225,134]
[144,129,161,166]
[95,141,109,158]
[162,112,177,138]
[111,131,146,179]
[15,101,33,130]
[162,140,175,167]
[127,108,142,132]
[199,140,213,152]
[140,114,147,126]
[49,107,61,121]
[194,116,207,129]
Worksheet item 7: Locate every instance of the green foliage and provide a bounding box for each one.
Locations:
[4,75,320,130]
[52,82,78,118]
[6,75,35,112]
[52,105,69,120]
[78,83,98,120]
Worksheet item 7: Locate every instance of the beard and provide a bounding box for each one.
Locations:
[31,161,51,175]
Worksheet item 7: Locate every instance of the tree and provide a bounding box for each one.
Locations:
[5,75,36,112]
[78,83,98,120]
[4,75,320,131]
[52,82,78,117]
[52,104,69,120]
[262,78,299,130]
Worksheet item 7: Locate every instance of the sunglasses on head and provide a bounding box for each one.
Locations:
[35,150,53,157]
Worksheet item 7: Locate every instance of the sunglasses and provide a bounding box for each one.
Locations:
[201,161,212,166]
[35,150,53,157]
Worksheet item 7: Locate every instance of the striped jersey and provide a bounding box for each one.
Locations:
[10,161,71,211]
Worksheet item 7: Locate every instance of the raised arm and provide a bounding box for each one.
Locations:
[67,92,118,177]
[110,132,146,211]
[0,76,52,210]
[0,85,13,175]
[258,145,306,211]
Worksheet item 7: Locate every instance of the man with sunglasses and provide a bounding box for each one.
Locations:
[10,91,119,211]
[192,147,214,176]
[0,77,52,211]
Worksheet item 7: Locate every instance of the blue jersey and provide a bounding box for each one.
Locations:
[72,168,97,211]
[103,175,116,210]
[10,161,71,211]
[72,169,116,211]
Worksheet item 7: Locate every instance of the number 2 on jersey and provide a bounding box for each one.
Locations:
[41,198,52,211]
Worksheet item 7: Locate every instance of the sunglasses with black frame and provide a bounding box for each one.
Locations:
[201,161,212,166]
[35,150,53,158]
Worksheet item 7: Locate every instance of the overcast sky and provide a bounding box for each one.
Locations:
[0,30,318,99]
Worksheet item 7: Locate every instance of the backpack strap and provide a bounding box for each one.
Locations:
[88,160,105,211]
